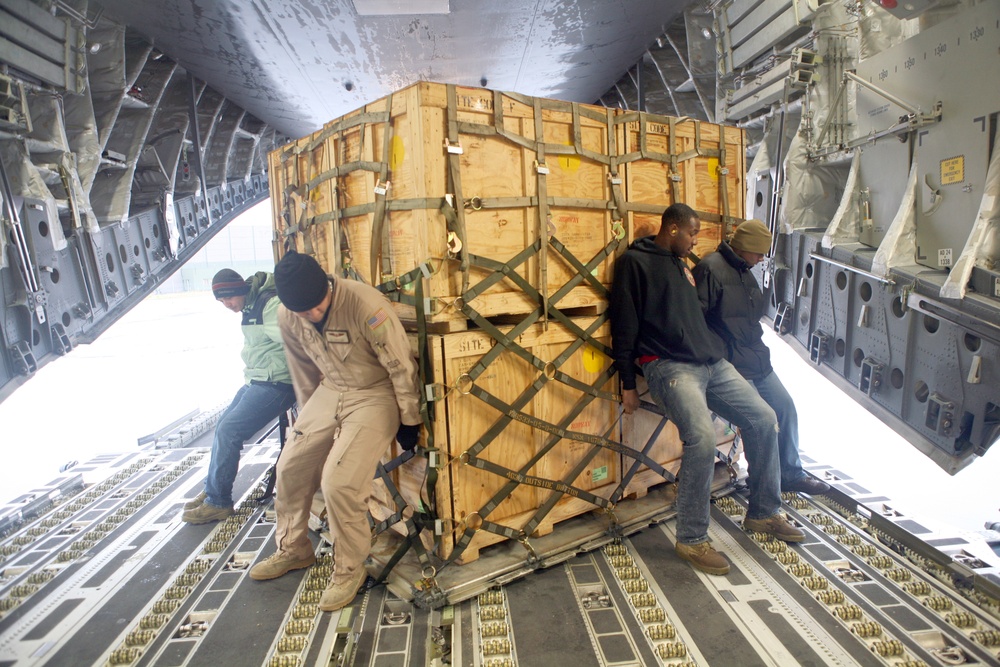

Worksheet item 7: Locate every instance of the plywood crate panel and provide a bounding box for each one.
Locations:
[269,82,624,329]
[373,316,622,562]
[621,375,740,498]
[618,113,746,258]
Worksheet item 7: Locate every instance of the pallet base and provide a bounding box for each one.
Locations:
[368,462,744,608]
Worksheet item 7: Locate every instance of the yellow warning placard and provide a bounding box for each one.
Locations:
[941,156,965,185]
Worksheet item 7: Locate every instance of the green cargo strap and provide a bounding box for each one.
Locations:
[445,85,471,294]
[519,417,622,538]
[668,117,682,203]
[718,139,733,236]
[369,92,394,285]
[606,108,625,222]
[466,454,612,509]
[533,96,550,324]
[611,409,672,504]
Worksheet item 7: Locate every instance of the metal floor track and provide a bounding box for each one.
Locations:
[2,439,999,666]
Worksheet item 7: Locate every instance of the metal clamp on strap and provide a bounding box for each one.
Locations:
[443,139,463,154]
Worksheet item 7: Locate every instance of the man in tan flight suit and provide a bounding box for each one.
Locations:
[248,251,422,612]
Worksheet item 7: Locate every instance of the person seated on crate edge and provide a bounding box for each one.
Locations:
[692,219,831,497]
[182,269,297,525]
[248,251,422,612]
[608,203,804,576]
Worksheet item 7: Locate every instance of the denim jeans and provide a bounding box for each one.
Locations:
[203,381,296,508]
[644,358,781,545]
[750,371,805,487]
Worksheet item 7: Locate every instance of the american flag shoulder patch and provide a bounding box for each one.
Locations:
[367,308,389,331]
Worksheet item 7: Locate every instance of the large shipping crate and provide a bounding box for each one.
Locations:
[270,83,747,564]
[268,82,746,329]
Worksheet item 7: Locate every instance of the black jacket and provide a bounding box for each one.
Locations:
[692,241,772,381]
[610,236,725,391]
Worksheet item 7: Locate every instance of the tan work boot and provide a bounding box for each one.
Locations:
[183,491,207,510]
[319,568,367,612]
[249,550,316,581]
[675,541,730,575]
[182,502,233,524]
[744,514,805,542]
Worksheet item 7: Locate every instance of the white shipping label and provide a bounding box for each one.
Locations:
[938,248,953,267]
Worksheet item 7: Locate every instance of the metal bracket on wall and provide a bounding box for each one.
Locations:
[859,357,884,396]
[809,330,830,364]
[773,302,792,334]
[926,393,957,438]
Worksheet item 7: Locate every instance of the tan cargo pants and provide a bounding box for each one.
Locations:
[274,383,399,585]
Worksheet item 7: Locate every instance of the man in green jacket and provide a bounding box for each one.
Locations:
[182,269,297,524]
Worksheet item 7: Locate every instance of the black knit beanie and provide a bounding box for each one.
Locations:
[274,251,330,312]
[212,268,250,299]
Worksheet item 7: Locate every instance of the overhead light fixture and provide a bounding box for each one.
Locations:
[352,0,450,16]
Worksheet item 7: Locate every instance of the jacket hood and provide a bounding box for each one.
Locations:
[246,271,275,305]
[719,242,750,272]
[630,235,678,257]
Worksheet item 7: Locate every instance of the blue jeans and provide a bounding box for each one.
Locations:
[750,371,806,488]
[203,381,296,508]
[644,358,781,545]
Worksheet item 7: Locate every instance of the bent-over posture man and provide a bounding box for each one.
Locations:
[249,252,421,612]
[693,219,830,495]
[183,269,296,524]
[609,203,804,575]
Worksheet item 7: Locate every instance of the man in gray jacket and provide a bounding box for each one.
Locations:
[693,219,830,495]
[183,269,297,524]
[248,252,421,612]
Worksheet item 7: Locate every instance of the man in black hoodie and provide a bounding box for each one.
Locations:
[610,203,803,575]
[693,220,830,496]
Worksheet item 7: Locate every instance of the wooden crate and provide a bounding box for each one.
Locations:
[621,377,740,499]
[269,82,623,330]
[617,113,746,259]
[372,315,622,563]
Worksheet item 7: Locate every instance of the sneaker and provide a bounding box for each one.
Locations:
[782,476,831,495]
[675,541,730,575]
[182,502,234,524]
[249,550,316,581]
[744,514,805,542]
[319,568,368,612]
[183,491,207,510]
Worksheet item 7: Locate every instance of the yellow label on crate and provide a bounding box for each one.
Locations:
[708,157,720,182]
[558,141,581,172]
[389,135,405,171]
[583,345,604,373]
[941,156,964,185]
[592,465,609,483]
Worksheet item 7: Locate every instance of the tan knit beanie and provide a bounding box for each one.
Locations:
[730,219,772,254]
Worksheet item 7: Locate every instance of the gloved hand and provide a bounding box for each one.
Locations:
[396,423,421,451]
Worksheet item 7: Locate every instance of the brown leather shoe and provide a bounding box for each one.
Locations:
[783,476,831,495]
[744,514,805,542]
[675,541,730,575]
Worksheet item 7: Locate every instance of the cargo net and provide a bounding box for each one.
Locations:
[271,84,740,586]
[367,230,741,590]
